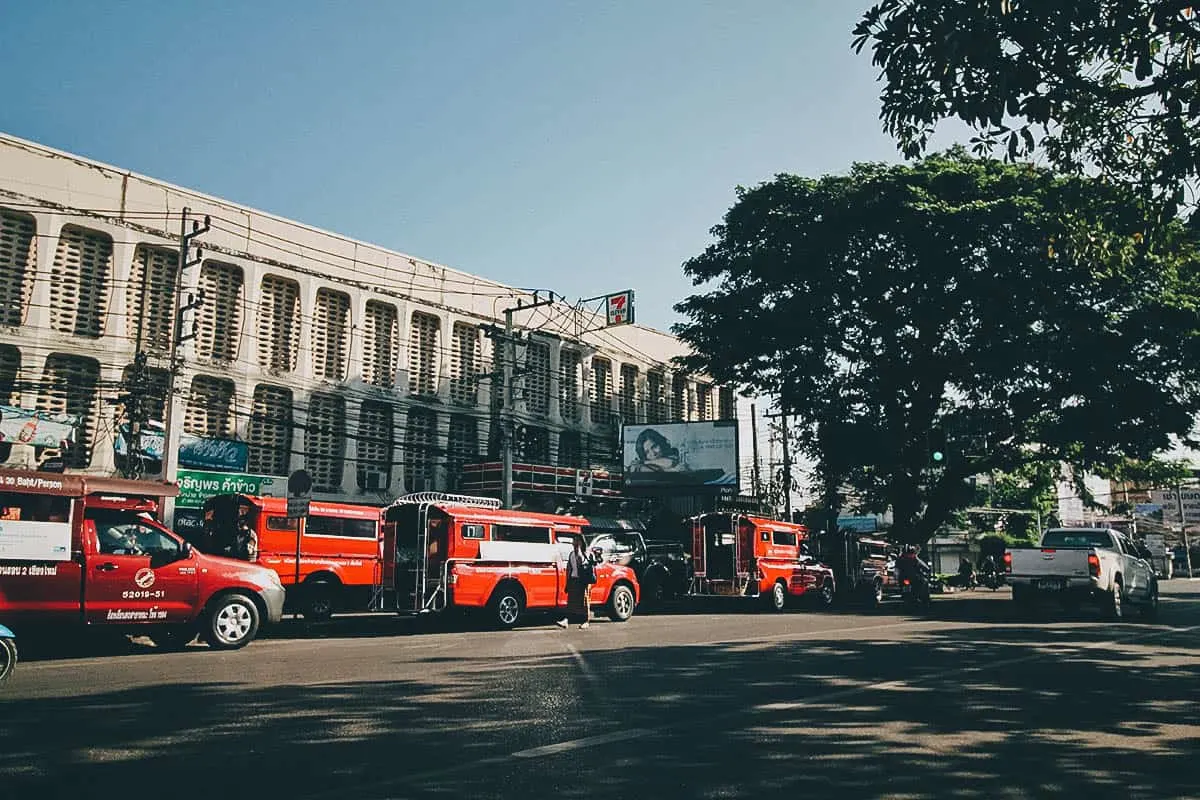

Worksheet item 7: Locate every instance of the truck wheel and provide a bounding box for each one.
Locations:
[1140,580,1159,622]
[149,625,197,651]
[641,575,666,607]
[816,578,836,609]
[0,637,16,683]
[302,580,336,623]
[1108,578,1124,621]
[205,593,261,650]
[489,585,524,629]
[607,584,636,622]
[768,580,787,612]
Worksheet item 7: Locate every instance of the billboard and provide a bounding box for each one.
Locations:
[622,421,738,491]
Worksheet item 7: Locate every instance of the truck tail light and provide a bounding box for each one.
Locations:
[1087,552,1101,578]
[1003,552,1013,573]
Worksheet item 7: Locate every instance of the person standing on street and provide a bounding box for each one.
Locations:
[557,536,596,630]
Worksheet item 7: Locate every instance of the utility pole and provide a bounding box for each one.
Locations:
[496,292,557,509]
[1175,482,1194,578]
[750,403,763,512]
[764,393,794,520]
[160,208,209,529]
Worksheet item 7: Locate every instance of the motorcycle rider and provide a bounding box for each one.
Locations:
[957,556,976,589]
[980,554,1000,588]
[896,545,932,602]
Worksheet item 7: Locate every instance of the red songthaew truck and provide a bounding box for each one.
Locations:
[689,512,836,610]
[0,469,284,650]
[380,492,639,628]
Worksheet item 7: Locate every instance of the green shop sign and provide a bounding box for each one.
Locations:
[176,470,283,509]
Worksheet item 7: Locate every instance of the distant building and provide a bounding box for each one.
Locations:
[0,133,737,516]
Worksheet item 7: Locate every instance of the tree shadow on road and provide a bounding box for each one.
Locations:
[2,604,1197,799]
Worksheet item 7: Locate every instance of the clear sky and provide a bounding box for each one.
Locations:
[0,0,966,334]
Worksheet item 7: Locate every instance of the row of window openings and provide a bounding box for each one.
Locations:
[0,223,727,420]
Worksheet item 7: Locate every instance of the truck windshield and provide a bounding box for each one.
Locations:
[590,533,638,558]
[1041,531,1115,549]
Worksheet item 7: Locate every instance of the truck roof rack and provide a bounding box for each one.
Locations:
[387,492,502,510]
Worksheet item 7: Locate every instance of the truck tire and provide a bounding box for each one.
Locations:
[302,578,337,623]
[767,580,787,612]
[149,625,197,651]
[607,583,636,622]
[205,593,261,650]
[1108,577,1124,621]
[1011,583,1035,619]
[488,584,524,630]
[0,637,16,683]
[816,578,836,610]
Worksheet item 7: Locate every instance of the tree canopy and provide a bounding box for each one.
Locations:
[853,0,1200,217]
[672,151,1200,543]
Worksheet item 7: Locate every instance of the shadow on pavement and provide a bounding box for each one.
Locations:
[2,591,1198,799]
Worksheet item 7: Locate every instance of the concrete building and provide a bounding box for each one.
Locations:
[0,133,736,514]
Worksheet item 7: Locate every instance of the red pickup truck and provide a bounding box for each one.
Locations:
[0,469,285,650]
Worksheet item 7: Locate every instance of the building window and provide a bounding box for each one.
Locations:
[196,260,243,363]
[357,400,393,490]
[619,364,638,423]
[258,275,301,372]
[37,354,100,469]
[405,407,437,491]
[589,357,612,426]
[50,225,113,338]
[125,245,178,355]
[363,300,398,388]
[557,431,582,469]
[408,311,440,397]
[647,370,665,424]
[449,322,480,406]
[0,209,36,328]
[184,375,237,439]
[0,345,19,406]
[519,425,550,463]
[311,288,351,381]
[697,383,713,421]
[559,350,582,422]
[447,414,479,490]
[305,392,346,492]
[585,431,619,471]
[247,384,292,476]
[525,340,550,416]
[718,387,736,420]
[671,376,686,421]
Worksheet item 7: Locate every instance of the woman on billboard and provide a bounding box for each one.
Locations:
[627,428,688,473]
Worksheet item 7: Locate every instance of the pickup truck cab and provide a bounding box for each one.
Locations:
[586,526,693,606]
[0,470,285,649]
[1006,527,1158,620]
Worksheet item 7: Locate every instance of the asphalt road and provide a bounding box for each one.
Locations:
[2,583,1199,800]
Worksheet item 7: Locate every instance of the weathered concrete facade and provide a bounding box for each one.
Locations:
[0,133,734,503]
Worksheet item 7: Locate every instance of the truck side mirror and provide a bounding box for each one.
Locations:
[182,541,193,558]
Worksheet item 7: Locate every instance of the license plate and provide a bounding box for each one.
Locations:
[1037,579,1065,591]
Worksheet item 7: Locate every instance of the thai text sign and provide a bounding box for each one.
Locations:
[176,470,283,509]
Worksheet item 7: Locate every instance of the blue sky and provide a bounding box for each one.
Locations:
[0,0,965,333]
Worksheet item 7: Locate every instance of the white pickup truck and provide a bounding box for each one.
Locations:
[1005,527,1159,620]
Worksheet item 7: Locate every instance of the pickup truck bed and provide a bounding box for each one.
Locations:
[1006,528,1159,621]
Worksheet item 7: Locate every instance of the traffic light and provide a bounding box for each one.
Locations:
[929,427,948,466]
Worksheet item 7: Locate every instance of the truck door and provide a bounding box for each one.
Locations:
[84,516,200,624]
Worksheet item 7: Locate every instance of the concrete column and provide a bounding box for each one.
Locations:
[24,213,62,331]
[295,278,318,380]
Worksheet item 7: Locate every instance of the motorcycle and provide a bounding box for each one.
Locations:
[900,575,932,609]
[0,624,16,685]
[981,569,1002,591]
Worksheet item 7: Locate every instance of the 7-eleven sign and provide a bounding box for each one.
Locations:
[605,290,635,326]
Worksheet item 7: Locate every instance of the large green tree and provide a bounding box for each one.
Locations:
[673,151,1200,543]
[853,0,1200,217]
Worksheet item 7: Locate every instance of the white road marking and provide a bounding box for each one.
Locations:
[513,728,653,758]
